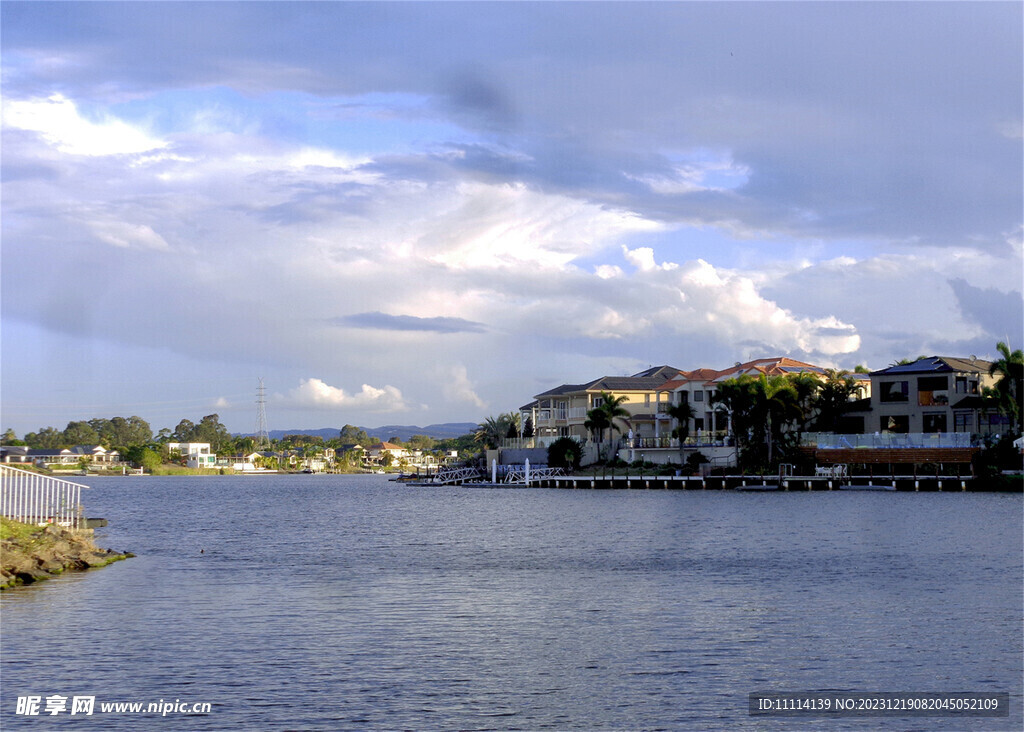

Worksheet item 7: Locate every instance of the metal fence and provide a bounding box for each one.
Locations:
[0,464,86,529]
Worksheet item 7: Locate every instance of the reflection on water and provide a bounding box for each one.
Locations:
[2,475,1021,729]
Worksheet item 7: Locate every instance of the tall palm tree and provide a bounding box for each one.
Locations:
[711,374,759,464]
[585,391,630,462]
[666,399,696,465]
[751,374,799,467]
[987,342,1023,434]
[814,369,864,432]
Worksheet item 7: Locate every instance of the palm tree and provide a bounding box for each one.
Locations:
[585,391,630,462]
[986,342,1023,434]
[814,369,864,432]
[583,412,609,459]
[596,391,631,459]
[751,374,799,467]
[665,399,696,465]
[474,415,512,450]
[711,374,759,465]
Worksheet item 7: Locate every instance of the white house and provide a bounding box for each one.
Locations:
[167,442,217,469]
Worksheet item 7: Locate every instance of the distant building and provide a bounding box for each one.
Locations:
[166,442,217,469]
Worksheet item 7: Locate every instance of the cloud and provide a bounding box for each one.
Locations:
[334,312,486,334]
[284,378,410,412]
[3,94,167,156]
[441,365,488,410]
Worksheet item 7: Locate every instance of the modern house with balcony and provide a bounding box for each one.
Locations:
[166,442,217,469]
[869,356,1003,435]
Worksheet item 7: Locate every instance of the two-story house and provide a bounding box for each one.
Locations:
[870,357,1002,435]
[524,366,683,443]
[166,442,217,469]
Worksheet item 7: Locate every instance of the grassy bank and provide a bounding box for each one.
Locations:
[1,517,133,590]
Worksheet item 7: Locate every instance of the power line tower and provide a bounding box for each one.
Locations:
[254,377,270,451]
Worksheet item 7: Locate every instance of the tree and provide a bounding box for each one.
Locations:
[25,426,63,449]
[339,424,371,445]
[986,341,1024,434]
[408,434,436,451]
[751,374,799,467]
[587,391,630,462]
[814,369,864,433]
[665,400,696,465]
[172,419,196,442]
[63,421,100,446]
[583,412,609,459]
[547,437,582,471]
[474,415,514,449]
[711,374,760,463]
[1,429,26,446]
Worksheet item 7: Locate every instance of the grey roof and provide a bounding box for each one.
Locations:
[533,383,587,399]
[585,376,671,391]
[630,365,684,379]
[872,356,992,376]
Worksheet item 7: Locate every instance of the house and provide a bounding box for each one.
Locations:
[366,442,410,464]
[524,366,684,443]
[656,357,844,443]
[868,356,1002,435]
[166,442,217,469]
[70,445,120,465]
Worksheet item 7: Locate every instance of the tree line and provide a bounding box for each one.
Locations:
[1,418,479,461]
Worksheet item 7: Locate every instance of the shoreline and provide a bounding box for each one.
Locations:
[0,518,133,590]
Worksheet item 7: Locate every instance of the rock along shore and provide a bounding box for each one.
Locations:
[1,520,133,590]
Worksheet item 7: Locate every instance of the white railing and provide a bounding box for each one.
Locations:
[0,465,87,529]
[500,436,583,450]
[804,432,973,449]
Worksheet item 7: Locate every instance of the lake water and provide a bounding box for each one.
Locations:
[2,475,1021,730]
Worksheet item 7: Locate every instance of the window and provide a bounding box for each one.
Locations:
[678,392,689,404]
[882,415,909,433]
[693,391,705,402]
[693,418,705,431]
[592,397,604,408]
[954,413,973,432]
[880,381,909,403]
[922,413,947,433]
[918,376,948,391]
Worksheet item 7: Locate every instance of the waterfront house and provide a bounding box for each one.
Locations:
[868,356,1001,435]
[70,445,120,465]
[366,441,409,465]
[656,358,844,445]
[166,442,217,469]
[524,366,684,445]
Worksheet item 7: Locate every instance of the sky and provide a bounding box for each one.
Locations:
[2,1,1022,437]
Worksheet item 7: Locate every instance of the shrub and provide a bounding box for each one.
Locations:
[547,437,582,471]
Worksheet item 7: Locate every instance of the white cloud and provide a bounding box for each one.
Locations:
[90,220,170,251]
[3,94,168,156]
[284,378,410,412]
[441,365,487,410]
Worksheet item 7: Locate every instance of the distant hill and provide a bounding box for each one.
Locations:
[250,422,478,443]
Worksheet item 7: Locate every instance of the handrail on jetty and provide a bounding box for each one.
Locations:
[0,465,87,530]
[428,466,484,485]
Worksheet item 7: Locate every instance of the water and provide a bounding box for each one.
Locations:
[2,475,1021,730]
